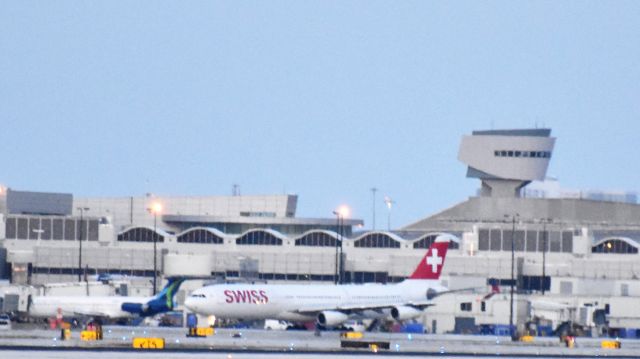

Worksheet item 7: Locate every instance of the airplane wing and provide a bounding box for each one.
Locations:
[294,300,436,314]
[425,287,486,299]
[294,286,496,315]
[71,309,126,318]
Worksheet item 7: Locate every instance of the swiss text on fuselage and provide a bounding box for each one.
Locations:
[223,289,269,304]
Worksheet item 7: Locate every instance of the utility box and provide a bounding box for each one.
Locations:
[2,294,19,312]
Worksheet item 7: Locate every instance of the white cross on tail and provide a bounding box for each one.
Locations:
[426,248,443,273]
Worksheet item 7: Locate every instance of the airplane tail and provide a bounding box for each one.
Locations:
[407,235,451,280]
[122,277,186,317]
[146,277,186,315]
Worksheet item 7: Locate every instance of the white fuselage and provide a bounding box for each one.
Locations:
[185,280,446,322]
[29,295,150,319]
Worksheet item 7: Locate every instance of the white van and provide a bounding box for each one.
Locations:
[264,319,291,330]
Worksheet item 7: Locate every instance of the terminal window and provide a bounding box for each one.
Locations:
[592,239,638,254]
[236,231,283,246]
[413,235,460,250]
[295,232,337,247]
[177,229,224,244]
[117,227,165,243]
[353,233,401,248]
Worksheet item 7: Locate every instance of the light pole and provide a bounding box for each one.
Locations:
[148,202,162,295]
[370,187,377,230]
[332,210,340,285]
[338,214,344,284]
[505,213,519,341]
[384,196,394,231]
[77,207,89,282]
[539,218,552,295]
[333,205,350,285]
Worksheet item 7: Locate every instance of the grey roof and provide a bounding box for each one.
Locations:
[162,214,363,227]
[471,128,552,137]
[402,196,640,232]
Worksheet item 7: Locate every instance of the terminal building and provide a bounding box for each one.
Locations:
[2,128,640,337]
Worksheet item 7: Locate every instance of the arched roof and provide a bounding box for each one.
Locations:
[176,226,227,239]
[235,228,287,246]
[411,232,461,244]
[350,231,406,243]
[411,232,461,249]
[117,226,173,237]
[350,231,406,248]
[293,229,339,241]
[176,226,226,244]
[294,230,340,247]
[116,226,171,243]
[237,228,288,240]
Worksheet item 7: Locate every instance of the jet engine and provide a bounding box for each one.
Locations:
[391,306,423,321]
[317,310,349,326]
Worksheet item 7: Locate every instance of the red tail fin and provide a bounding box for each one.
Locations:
[408,237,450,280]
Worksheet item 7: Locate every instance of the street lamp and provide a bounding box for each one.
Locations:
[333,205,350,285]
[77,207,90,282]
[370,187,378,230]
[504,213,520,341]
[332,211,339,285]
[384,196,395,231]
[538,218,552,295]
[148,202,162,295]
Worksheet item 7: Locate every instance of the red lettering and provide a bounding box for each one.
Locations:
[224,290,233,303]
[225,289,269,304]
[259,290,269,303]
[233,290,247,303]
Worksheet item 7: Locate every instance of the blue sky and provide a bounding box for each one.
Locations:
[1,2,639,228]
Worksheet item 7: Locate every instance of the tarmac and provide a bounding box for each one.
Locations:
[0,326,638,358]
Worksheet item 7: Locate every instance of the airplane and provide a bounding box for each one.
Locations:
[28,277,186,319]
[184,235,454,327]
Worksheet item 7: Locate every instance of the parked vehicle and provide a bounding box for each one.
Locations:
[342,320,366,332]
[0,314,11,330]
[264,319,291,330]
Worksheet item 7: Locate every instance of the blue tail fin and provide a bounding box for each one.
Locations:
[122,277,187,317]
[145,277,186,316]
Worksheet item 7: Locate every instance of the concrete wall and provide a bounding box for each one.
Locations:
[6,190,72,216]
[73,194,297,231]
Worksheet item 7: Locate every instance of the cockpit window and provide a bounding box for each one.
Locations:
[190,294,206,298]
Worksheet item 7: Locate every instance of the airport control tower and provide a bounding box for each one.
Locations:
[458,129,556,197]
